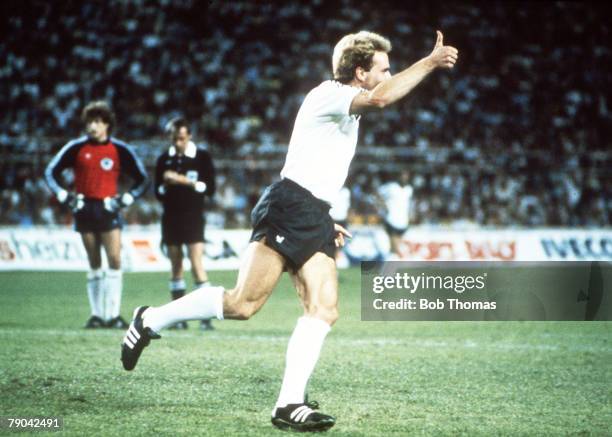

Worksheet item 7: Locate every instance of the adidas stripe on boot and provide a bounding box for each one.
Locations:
[121,306,160,371]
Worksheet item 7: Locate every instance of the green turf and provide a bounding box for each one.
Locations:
[0,269,610,436]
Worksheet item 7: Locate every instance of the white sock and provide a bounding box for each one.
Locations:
[143,286,224,333]
[86,269,103,318]
[275,317,331,409]
[104,269,123,321]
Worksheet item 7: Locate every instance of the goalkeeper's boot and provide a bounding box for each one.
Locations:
[107,316,129,329]
[121,306,160,371]
[271,401,335,432]
[84,315,105,329]
[200,319,215,331]
[167,321,188,330]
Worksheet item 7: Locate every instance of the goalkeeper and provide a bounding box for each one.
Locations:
[45,101,149,329]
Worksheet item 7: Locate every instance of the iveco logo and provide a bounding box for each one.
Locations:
[100,158,114,171]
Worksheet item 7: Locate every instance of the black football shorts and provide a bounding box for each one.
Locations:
[161,210,205,245]
[74,198,122,233]
[250,178,335,270]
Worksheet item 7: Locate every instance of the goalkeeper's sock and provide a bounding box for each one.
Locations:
[86,269,104,318]
[105,269,123,321]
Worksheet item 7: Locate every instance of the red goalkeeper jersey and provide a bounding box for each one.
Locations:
[45,136,148,200]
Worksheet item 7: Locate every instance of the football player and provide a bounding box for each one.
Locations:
[45,101,148,329]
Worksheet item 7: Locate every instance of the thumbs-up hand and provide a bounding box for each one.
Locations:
[429,30,458,69]
[435,30,444,48]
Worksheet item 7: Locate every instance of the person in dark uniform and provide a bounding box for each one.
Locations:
[154,117,216,330]
[45,101,149,329]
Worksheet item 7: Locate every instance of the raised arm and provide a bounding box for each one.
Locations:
[350,31,458,114]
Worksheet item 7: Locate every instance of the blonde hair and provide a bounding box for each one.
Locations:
[332,31,391,84]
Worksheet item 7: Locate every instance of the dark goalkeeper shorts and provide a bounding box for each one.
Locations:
[74,198,122,233]
[161,210,205,245]
[250,178,336,270]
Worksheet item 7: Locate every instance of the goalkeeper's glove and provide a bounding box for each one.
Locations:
[194,181,207,193]
[57,190,84,212]
[103,192,134,213]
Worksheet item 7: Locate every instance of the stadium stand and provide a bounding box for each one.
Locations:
[1,0,610,227]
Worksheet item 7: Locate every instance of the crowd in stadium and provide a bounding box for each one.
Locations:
[2,0,610,228]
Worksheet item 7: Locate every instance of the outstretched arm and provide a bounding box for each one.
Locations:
[350,31,458,114]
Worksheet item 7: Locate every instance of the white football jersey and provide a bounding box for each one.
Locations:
[379,182,413,229]
[280,80,362,204]
[329,186,351,222]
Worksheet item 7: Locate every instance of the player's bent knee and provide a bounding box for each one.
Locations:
[233,308,253,320]
[326,308,339,326]
[310,306,339,326]
[223,292,256,320]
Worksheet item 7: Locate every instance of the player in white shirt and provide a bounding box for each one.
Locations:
[379,170,413,258]
[121,30,458,432]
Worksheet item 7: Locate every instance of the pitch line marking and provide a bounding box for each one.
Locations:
[0,328,609,353]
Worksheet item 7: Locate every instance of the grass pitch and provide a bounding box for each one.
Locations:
[0,269,610,436]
